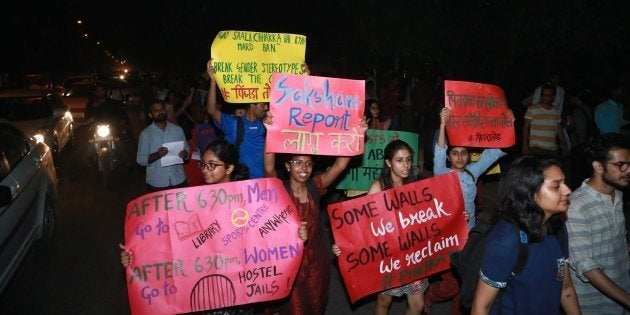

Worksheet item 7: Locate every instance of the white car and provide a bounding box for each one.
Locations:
[0,88,74,156]
[0,119,58,294]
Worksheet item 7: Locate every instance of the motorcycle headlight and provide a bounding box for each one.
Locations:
[96,125,111,137]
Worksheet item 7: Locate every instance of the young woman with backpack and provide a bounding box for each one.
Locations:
[424,107,513,314]
[471,155,581,315]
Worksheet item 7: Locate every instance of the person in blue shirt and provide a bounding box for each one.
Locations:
[594,84,628,134]
[472,155,581,315]
[136,100,189,192]
[433,107,512,229]
[206,59,267,179]
[426,107,512,314]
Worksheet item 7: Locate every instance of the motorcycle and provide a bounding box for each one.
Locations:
[87,119,132,186]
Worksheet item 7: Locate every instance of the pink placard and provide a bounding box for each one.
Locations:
[444,80,515,147]
[266,73,366,156]
[124,178,303,315]
[328,172,468,303]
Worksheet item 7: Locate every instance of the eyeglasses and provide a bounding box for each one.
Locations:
[288,160,314,168]
[197,161,225,171]
[607,161,630,172]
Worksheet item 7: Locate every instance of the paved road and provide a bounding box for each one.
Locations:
[0,101,473,314]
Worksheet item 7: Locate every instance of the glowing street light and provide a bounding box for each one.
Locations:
[77,20,82,25]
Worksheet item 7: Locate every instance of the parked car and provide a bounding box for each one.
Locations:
[0,119,58,294]
[0,88,74,156]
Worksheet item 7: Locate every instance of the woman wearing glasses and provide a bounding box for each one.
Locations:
[120,139,308,314]
[261,113,366,315]
[262,151,351,315]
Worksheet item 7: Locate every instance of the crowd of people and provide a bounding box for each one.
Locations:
[115,62,630,315]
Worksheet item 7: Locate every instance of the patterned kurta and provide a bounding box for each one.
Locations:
[273,175,330,315]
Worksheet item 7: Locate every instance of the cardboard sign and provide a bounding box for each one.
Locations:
[328,172,467,303]
[444,80,514,147]
[124,178,303,315]
[266,73,366,156]
[335,130,419,190]
[211,30,307,103]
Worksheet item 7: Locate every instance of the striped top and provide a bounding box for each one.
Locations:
[524,104,561,150]
[567,181,630,314]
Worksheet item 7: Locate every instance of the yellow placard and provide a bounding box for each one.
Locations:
[470,152,501,175]
[210,30,307,103]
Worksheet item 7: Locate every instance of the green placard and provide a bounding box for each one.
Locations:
[335,130,419,190]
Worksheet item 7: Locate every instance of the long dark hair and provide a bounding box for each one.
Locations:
[498,155,564,241]
[379,139,416,190]
[365,98,380,122]
[204,140,249,181]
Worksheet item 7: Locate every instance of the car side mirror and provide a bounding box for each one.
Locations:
[0,185,12,207]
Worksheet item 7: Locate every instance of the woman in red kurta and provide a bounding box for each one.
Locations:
[262,113,365,314]
[263,153,350,315]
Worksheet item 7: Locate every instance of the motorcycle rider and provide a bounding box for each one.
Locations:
[85,83,132,136]
[85,82,135,169]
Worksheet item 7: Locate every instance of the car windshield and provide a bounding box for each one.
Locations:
[0,97,52,121]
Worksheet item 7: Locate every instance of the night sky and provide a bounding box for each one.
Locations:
[3,0,630,94]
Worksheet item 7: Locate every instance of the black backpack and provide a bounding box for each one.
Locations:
[449,220,529,310]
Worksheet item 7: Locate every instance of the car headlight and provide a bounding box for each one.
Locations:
[34,133,45,143]
[96,125,111,137]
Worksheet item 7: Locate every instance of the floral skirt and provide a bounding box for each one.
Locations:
[381,278,429,297]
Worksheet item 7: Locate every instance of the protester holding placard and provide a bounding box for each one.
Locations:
[333,139,429,315]
[472,155,581,315]
[424,107,513,314]
[121,139,309,314]
[207,60,268,179]
[262,113,366,315]
[434,107,513,228]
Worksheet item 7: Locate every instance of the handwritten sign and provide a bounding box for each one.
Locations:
[335,130,419,190]
[124,178,303,315]
[328,172,467,303]
[444,80,514,147]
[265,73,366,156]
[211,30,307,103]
